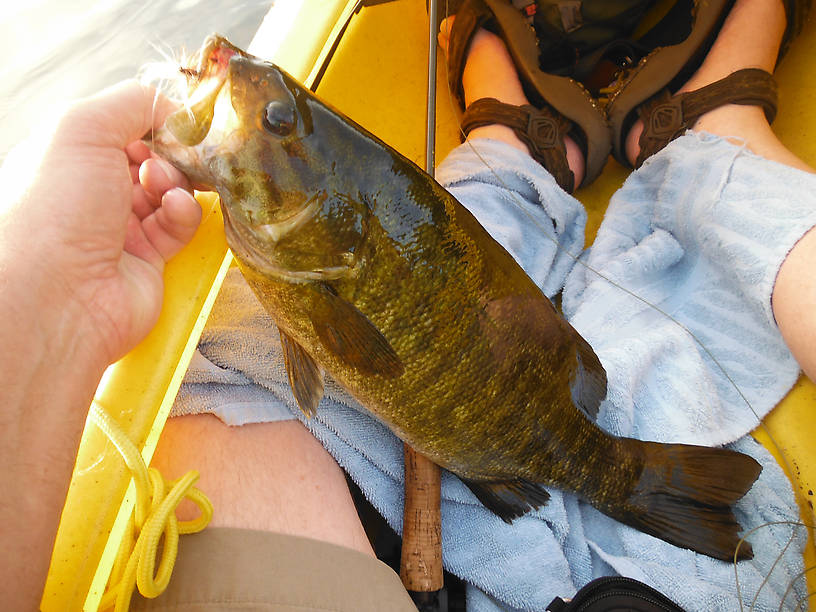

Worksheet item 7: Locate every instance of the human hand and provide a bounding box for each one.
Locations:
[0,79,202,368]
[0,79,204,609]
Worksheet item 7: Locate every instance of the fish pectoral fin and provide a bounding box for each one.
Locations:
[310,284,404,378]
[280,329,324,418]
[462,478,550,523]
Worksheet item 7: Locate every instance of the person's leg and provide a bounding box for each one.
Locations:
[130,527,417,612]
[772,227,816,381]
[625,0,814,173]
[439,0,816,382]
[621,0,816,380]
[151,413,374,556]
[438,17,586,187]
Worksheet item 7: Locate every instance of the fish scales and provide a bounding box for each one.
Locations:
[239,157,601,482]
[148,34,763,561]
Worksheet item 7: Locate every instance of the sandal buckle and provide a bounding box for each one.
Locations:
[648,99,684,140]
[526,109,560,150]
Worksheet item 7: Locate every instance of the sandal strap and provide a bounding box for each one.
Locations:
[636,68,778,167]
[446,0,494,107]
[442,0,611,188]
[462,97,575,193]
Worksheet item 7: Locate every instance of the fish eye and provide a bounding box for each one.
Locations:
[262,101,296,137]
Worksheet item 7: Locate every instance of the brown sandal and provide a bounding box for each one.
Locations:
[634,68,778,167]
[606,0,809,168]
[461,97,575,191]
[443,0,610,192]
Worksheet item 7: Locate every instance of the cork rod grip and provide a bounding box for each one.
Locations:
[400,444,443,592]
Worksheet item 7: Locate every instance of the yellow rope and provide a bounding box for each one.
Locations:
[90,401,213,611]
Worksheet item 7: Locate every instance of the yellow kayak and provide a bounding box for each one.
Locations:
[41,1,816,609]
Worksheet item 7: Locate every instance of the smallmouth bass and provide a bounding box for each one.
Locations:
[148,35,761,560]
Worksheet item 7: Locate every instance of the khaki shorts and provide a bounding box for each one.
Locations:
[131,528,418,611]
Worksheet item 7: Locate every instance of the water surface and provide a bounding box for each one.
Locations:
[0,0,275,160]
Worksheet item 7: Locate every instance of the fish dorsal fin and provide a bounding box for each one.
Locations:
[280,329,324,418]
[310,283,404,378]
[570,332,607,421]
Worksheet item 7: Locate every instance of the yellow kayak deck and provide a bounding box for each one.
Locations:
[43,1,816,609]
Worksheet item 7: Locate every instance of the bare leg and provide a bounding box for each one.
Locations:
[439,17,586,187]
[772,228,816,381]
[622,0,816,380]
[624,0,814,173]
[151,413,375,556]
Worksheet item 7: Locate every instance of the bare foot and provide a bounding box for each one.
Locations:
[439,16,585,188]
[625,0,812,172]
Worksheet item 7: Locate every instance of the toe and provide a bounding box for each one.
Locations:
[438,15,455,55]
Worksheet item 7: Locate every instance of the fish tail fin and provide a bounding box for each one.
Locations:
[614,441,761,560]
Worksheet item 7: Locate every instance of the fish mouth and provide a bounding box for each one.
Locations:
[163,35,247,147]
[144,35,252,187]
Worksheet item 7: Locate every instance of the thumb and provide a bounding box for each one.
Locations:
[59,80,179,149]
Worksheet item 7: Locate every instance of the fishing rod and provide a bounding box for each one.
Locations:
[399,1,446,611]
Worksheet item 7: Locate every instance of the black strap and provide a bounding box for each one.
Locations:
[546,576,687,611]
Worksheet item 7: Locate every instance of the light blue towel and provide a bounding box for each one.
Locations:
[172,133,816,611]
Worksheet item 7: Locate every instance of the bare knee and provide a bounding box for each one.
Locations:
[152,413,375,557]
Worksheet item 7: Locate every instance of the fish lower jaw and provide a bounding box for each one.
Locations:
[224,232,356,285]
[146,130,212,187]
[221,213,290,281]
[232,247,358,283]
[222,208,361,283]
[255,196,323,243]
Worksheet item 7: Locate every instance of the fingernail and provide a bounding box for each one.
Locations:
[166,186,195,200]
[155,158,175,182]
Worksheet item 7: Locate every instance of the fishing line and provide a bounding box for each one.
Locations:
[782,564,816,611]
[435,1,814,608]
[450,64,813,612]
[734,519,800,611]
[137,14,813,609]
[140,45,184,145]
[792,582,816,612]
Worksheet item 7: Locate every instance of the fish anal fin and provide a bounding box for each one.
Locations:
[280,329,324,418]
[311,284,404,378]
[462,478,551,523]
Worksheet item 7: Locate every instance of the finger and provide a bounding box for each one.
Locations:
[123,212,163,271]
[134,156,193,220]
[132,183,159,220]
[438,16,455,54]
[141,188,202,262]
[126,140,153,165]
[139,158,192,198]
